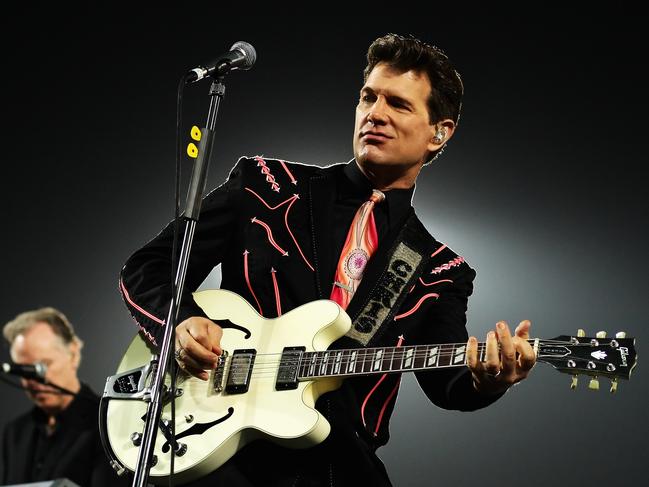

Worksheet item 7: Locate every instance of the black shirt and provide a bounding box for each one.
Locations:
[332,160,415,280]
[1,383,130,487]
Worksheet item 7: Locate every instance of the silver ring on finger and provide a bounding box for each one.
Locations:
[174,347,186,362]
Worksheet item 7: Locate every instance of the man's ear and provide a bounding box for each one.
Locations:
[427,119,456,152]
[68,339,81,369]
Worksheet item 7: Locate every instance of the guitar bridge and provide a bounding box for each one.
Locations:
[212,351,229,392]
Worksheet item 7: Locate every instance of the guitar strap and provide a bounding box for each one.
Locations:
[341,210,437,348]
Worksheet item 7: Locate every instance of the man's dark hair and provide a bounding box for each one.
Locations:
[363,33,464,126]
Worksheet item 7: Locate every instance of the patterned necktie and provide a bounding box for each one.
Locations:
[330,189,385,310]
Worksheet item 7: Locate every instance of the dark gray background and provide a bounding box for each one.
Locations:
[1,6,647,486]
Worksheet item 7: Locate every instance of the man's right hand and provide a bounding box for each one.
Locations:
[174,317,223,380]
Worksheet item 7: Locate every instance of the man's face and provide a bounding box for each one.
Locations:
[10,322,80,415]
[353,63,440,176]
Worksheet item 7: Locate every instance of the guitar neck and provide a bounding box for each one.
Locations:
[297,340,526,380]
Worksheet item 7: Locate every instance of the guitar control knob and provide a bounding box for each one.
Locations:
[588,378,600,391]
[130,432,142,446]
[174,442,188,457]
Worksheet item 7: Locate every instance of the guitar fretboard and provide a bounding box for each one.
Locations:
[298,343,490,379]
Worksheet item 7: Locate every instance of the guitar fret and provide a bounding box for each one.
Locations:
[359,349,369,374]
[308,352,317,377]
[319,352,329,376]
[381,347,393,372]
[413,345,427,369]
[426,346,440,367]
[298,352,307,378]
[347,350,357,374]
[437,345,452,367]
[403,347,415,369]
[453,345,467,365]
[397,348,405,370]
[389,347,398,372]
[333,351,343,375]
[373,349,383,371]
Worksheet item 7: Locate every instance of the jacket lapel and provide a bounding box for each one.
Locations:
[308,169,337,299]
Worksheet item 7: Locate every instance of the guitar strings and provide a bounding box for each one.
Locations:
[215,340,607,370]
[174,349,622,386]
[172,339,619,381]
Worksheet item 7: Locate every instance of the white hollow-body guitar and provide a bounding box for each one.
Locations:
[100,289,637,485]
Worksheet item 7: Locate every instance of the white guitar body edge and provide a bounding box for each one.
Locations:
[105,289,351,485]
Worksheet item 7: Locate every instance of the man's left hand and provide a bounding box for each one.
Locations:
[466,320,536,395]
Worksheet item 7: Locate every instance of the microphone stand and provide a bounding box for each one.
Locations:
[131,77,226,487]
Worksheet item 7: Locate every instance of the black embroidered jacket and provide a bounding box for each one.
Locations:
[119,156,502,486]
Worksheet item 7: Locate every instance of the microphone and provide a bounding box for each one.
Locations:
[186,41,257,83]
[2,362,47,381]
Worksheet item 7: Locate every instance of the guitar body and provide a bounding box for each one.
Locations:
[105,289,351,485]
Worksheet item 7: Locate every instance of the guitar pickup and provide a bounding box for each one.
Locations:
[225,349,256,394]
[276,347,305,390]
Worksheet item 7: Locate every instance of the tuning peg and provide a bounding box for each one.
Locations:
[577,329,586,337]
[588,377,600,391]
[190,125,202,141]
[610,379,618,394]
[615,331,626,339]
[570,376,578,390]
[596,331,607,338]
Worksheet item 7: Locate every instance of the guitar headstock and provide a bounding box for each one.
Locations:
[536,330,637,393]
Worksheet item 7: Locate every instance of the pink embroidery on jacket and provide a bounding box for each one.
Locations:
[251,217,289,256]
[244,187,296,210]
[270,268,282,316]
[284,195,315,272]
[409,277,454,294]
[419,278,454,287]
[393,293,440,321]
[279,160,297,185]
[430,256,465,275]
[118,279,162,346]
[119,278,165,325]
[361,336,404,437]
[254,156,280,192]
[244,188,314,272]
[243,250,263,316]
[430,244,447,258]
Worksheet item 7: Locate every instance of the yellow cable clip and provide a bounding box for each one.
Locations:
[187,143,198,159]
